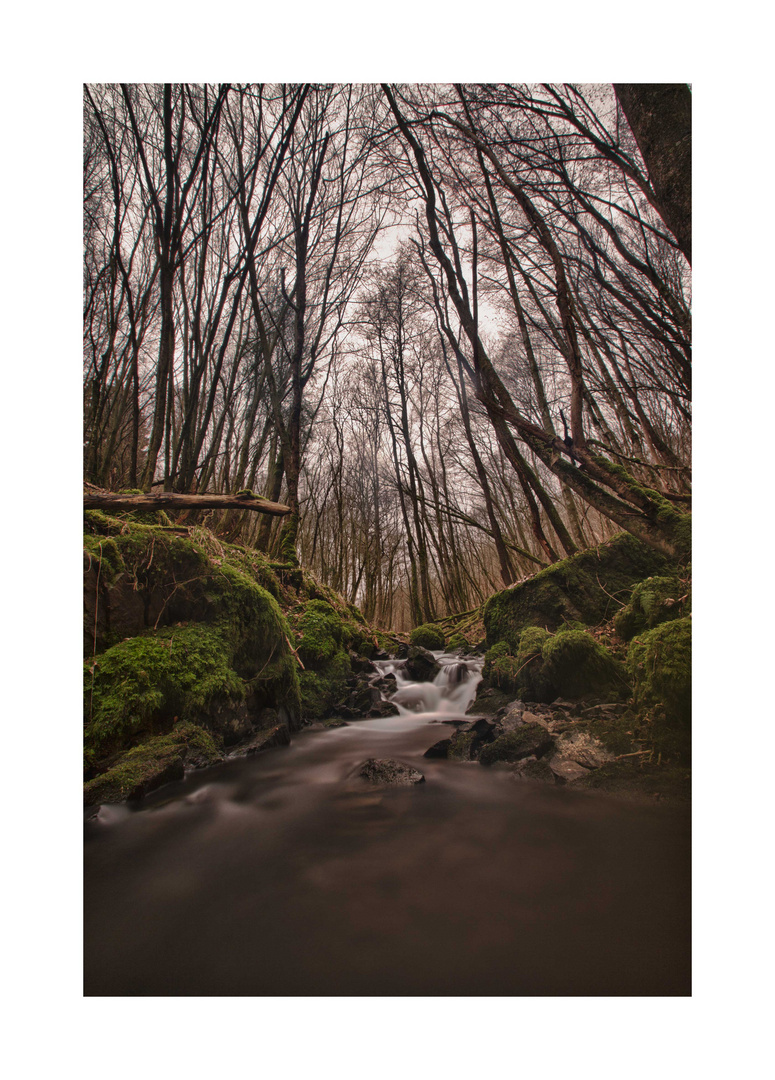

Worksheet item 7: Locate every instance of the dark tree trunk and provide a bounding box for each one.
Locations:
[614,83,692,264]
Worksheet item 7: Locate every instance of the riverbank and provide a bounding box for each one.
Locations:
[84,512,691,807]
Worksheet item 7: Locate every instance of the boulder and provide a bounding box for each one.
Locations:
[367,700,400,719]
[447,718,497,761]
[357,758,425,786]
[405,646,441,682]
[228,721,291,758]
[372,673,397,694]
[349,653,377,675]
[511,758,556,784]
[553,730,615,770]
[479,724,555,767]
[423,738,452,759]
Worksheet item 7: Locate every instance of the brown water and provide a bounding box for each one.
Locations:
[84,655,690,996]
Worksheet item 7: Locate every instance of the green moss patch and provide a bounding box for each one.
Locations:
[84,623,244,763]
[614,575,688,641]
[84,721,221,805]
[541,629,626,700]
[483,531,673,647]
[627,616,691,758]
[410,623,446,650]
[447,633,470,653]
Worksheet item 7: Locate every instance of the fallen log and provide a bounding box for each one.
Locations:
[84,491,292,517]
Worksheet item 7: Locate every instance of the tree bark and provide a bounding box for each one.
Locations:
[614,84,692,264]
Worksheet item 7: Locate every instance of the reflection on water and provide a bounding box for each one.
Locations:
[84,652,690,996]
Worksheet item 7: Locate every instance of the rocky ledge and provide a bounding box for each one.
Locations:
[424,697,690,802]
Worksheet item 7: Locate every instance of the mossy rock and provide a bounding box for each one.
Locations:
[83,516,302,775]
[83,722,221,806]
[540,629,626,701]
[479,724,554,766]
[483,532,673,648]
[447,633,470,653]
[84,512,289,656]
[409,623,446,650]
[293,599,345,668]
[628,616,691,758]
[84,623,244,764]
[298,649,352,720]
[614,575,688,641]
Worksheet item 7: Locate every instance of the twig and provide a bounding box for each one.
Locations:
[285,634,305,670]
[596,573,627,608]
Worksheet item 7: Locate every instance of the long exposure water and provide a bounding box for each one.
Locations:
[84,653,690,995]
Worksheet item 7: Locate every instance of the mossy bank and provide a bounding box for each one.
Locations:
[473,528,691,797]
[84,510,392,806]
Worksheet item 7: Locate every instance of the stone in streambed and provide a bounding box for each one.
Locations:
[405,646,441,682]
[423,738,452,759]
[357,758,425,786]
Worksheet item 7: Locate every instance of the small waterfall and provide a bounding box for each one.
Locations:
[373,652,483,718]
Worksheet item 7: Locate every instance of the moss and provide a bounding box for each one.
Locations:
[83,721,221,805]
[293,599,345,667]
[483,531,673,648]
[614,575,686,641]
[627,616,691,758]
[278,514,300,567]
[479,724,554,766]
[514,627,553,700]
[541,629,626,700]
[84,623,244,763]
[298,649,352,720]
[447,729,476,760]
[409,623,446,650]
[447,633,470,653]
[83,533,124,588]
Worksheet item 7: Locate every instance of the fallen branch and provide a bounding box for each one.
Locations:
[84,490,292,517]
[284,634,305,670]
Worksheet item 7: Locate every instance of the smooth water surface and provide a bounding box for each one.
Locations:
[84,653,690,995]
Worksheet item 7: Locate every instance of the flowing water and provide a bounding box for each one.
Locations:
[84,653,690,996]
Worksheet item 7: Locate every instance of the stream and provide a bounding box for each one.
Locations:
[84,652,690,995]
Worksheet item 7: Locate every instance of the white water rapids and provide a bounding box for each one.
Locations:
[375,652,483,718]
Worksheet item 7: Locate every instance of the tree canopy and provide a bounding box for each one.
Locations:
[84,82,691,631]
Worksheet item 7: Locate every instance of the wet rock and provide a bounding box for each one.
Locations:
[205,699,258,746]
[467,680,513,715]
[448,662,470,684]
[371,673,397,694]
[511,758,556,784]
[357,758,425,786]
[547,757,591,784]
[423,738,452,759]
[334,684,382,718]
[396,642,410,659]
[553,731,615,770]
[405,646,441,683]
[84,748,186,807]
[479,723,555,767]
[367,700,400,719]
[349,653,377,675]
[228,722,291,758]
